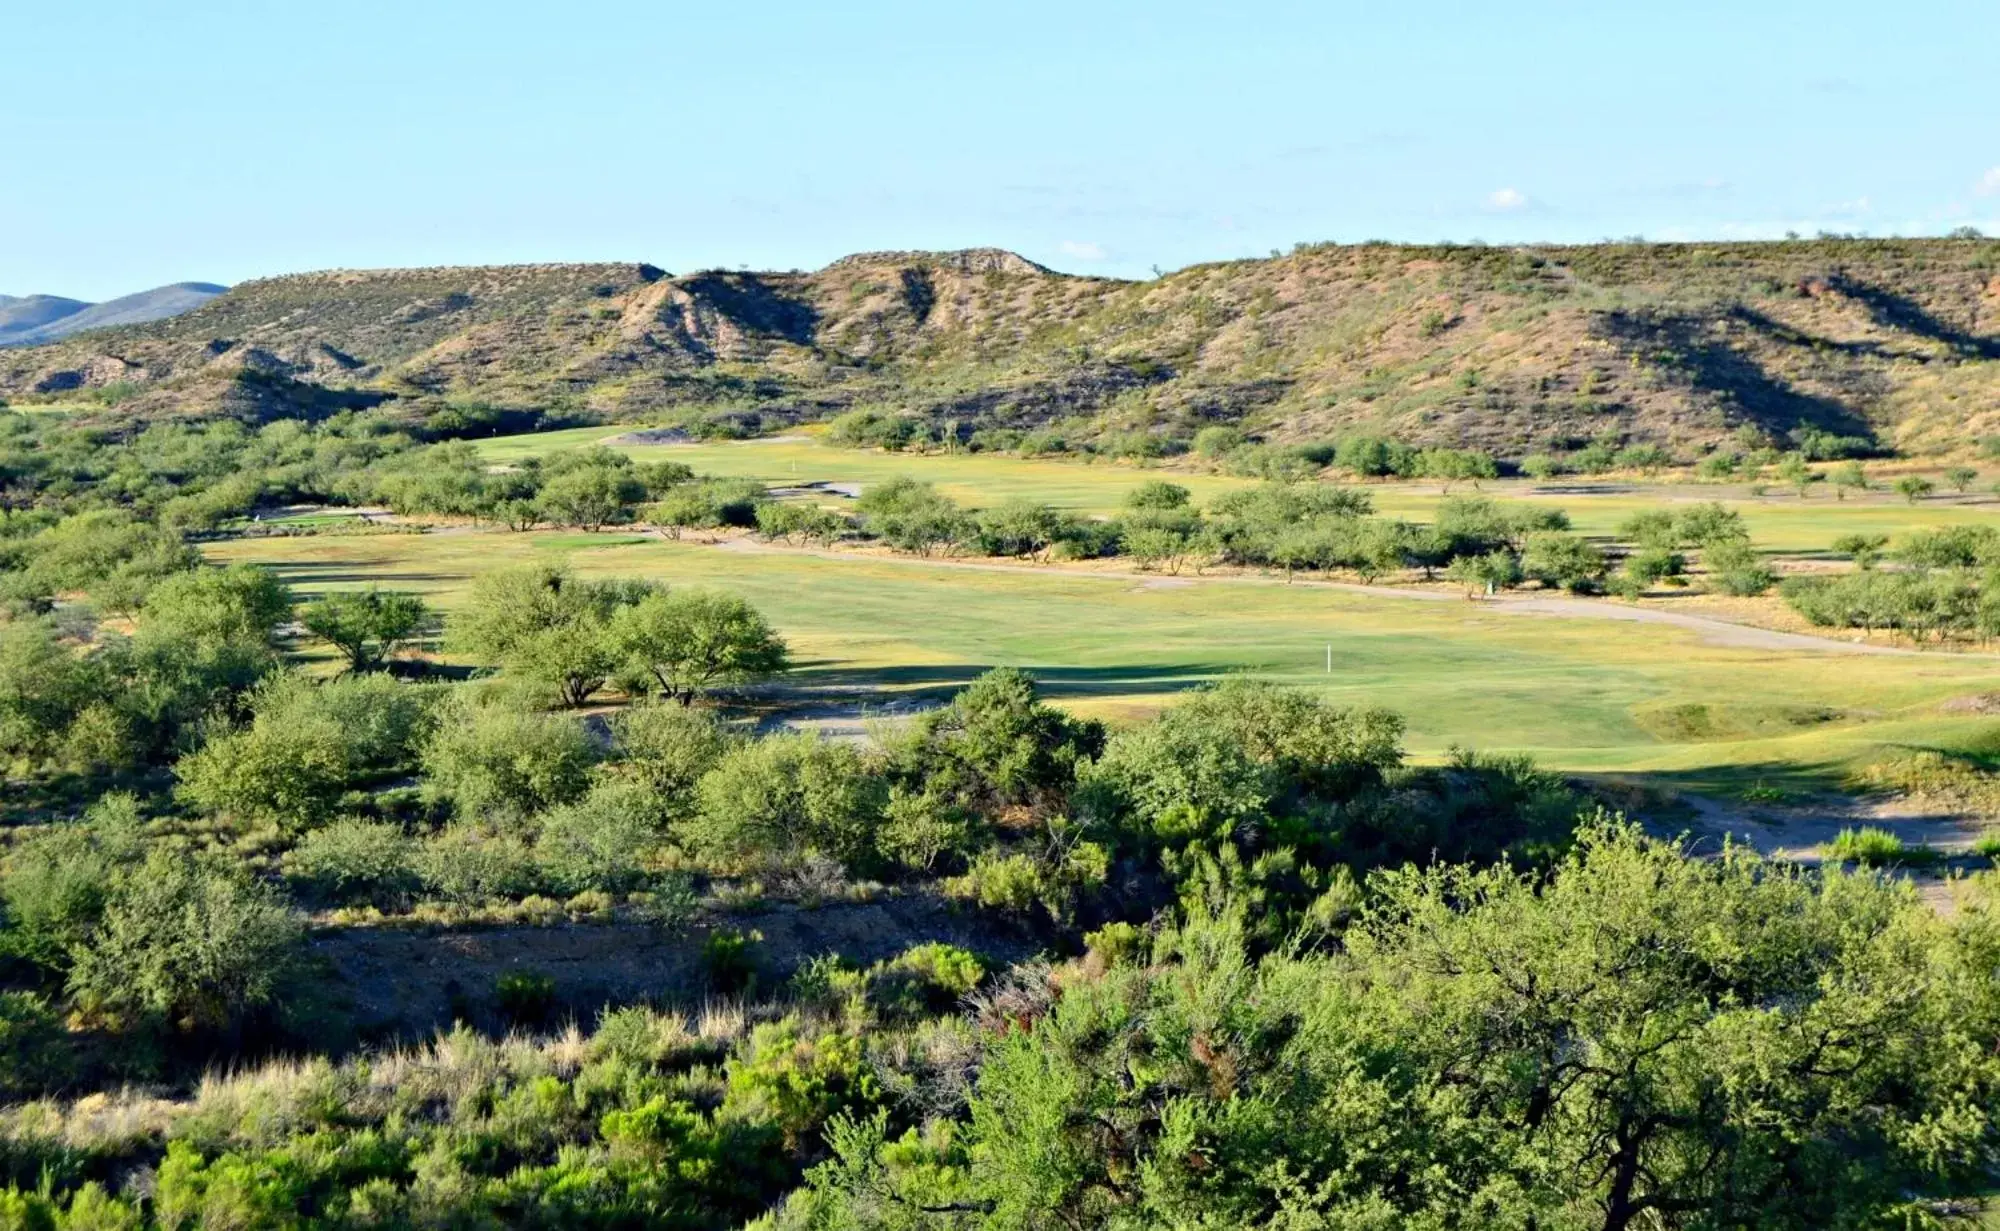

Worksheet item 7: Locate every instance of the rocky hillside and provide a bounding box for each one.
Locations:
[4,239,1997,456]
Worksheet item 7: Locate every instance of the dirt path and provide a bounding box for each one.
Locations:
[705,534,1941,657]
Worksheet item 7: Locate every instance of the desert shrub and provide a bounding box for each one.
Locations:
[0,799,142,978]
[876,787,979,873]
[944,843,1107,924]
[686,735,886,873]
[0,992,68,1096]
[286,819,417,906]
[494,971,558,1026]
[412,826,542,903]
[175,705,351,833]
[723,1020,880,1148]
[177,673,437,831]
[0,508,200,610]
[1083,679,1403,840]
[1333,435,1419,478]
[605,701,737,808]
[67,849,304,1031]
[1520,530,1606,593]
[703,927,762,994]
[1703,538,1776,596]
[886,666,1103,812]
[862,944,984,1021]
[1191,425,1246,459]
[418,693,598,822]
[855,477,973,555]
[534,781,666,895]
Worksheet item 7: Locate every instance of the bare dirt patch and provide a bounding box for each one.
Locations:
[311,894,1034,1041]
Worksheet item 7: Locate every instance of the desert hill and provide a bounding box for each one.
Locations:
[0,282,225,347]
[4,239,1997,457]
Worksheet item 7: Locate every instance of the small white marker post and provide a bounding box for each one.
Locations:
[1325,643,1332,674]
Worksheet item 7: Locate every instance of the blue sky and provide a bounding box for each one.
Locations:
[7,0,1997,299]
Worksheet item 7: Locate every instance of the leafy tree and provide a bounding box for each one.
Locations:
[1702,538,1776,595]
[1617,509,1679,550]
[534,462,647,530]
[1673,501,1748,548]
[299,588,430,672]
[755,501,847,545]
[449,562,648,706]
[1334,435,1418,477]
[1416,447,1498,492]
[1894,474,1935,504]
[1445,549,1522,595]
[976,500,1074,561]
[607,588,789,704]
[1774,451,1816,496]
[887,667,1103,812]
[856,477,973,555]
[1830,460,1868,499]
[1084,679,1403,847]
[1833,532,1889,569]
[139,564,292,647]
[1944,464,1979,493]
[1519,531,1606,593]
[782,824,2000,1231]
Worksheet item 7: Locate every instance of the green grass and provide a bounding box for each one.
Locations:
[479,428,2000,552]
[1822,827,1943,867]
[208,524,2000,792]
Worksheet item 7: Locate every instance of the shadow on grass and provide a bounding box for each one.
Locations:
[785,661,1241,704]
[1581,760,1856,804]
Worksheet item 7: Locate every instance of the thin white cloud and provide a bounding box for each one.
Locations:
[1058,240,1107,261]
[1487,187,1530,211]
[1976,167,2000,197]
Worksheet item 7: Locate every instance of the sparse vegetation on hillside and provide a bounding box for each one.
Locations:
[6,236,1999,458]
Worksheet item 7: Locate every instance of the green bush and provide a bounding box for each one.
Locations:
[494,970,558,1025]
[413,826,542,903]
[285,819,416,906]
[533,781,665,895]
[418,693,598,822]
[702,927,762,994]
[607,701,737,806]
[686,734,885,873]
[723,1019,880,1148]
[0,991,68,1096]
[66,849,304,1031]
[1822,827,1939,867]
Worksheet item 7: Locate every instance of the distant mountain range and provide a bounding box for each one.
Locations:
[0,283,226,346]
[4,238,1999,456]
